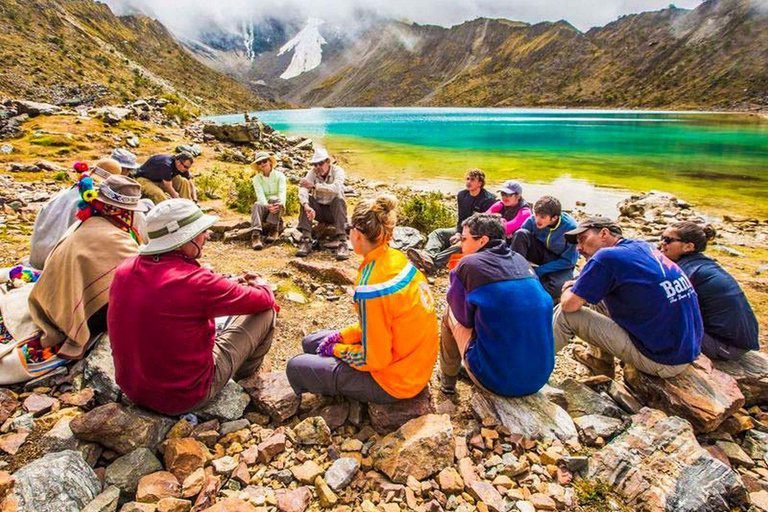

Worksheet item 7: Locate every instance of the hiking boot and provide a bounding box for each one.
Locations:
[407,248,436,275]
[251,233,263,251]
[440,372,457,395]
[265,227,279,244]
[572,345,615,379]
[336,239,350,261]
[296,238,312,257]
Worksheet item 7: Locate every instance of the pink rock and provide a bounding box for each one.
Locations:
[276,486,312,512]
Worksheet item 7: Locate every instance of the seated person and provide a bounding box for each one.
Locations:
[660,221,759,360]
[512,196,578,302]
[29,159,123,270]
[408,168,495,274]
[554,216,703,378]
[134,151,197,204]
[250,151,286,250]
[440,213,554,397]
[28,174,145,360]
[297,148,349,260]
[485,180,531,238]
[110,148,141,175]
[286,194,438,403]
[108,199,278,415]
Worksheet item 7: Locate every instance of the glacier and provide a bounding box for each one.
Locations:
[278,18,326,80]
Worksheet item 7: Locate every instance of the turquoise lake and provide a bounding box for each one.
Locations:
[209,108,768,217]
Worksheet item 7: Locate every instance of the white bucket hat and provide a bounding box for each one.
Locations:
[309,147,330,165]
[140,198,219,255]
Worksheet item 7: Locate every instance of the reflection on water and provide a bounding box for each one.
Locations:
[207,108,768,218]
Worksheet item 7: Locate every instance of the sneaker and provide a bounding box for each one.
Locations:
[336,240,350,261]
[440,372,457,395]
[251,233,263,251]
[407,248,436,275]
[572,345,615,379]
[296,238,312,257]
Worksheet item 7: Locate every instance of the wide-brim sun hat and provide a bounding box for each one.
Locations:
[253,151,277,167]
[140,198,219,255]
[97,175,146,212]
[110,148,141,169]
[91,158,123,181]
[309,147,330,165]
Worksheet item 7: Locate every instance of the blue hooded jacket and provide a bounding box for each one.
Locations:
[447,239,554,397]
[519,213,578,276]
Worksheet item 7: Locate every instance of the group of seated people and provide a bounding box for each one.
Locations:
[16,155,760,416]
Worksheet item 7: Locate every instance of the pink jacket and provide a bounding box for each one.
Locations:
[487,201,532,237]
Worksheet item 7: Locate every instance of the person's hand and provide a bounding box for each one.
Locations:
[268,203,281,214]
[304,204,316,222]
[238,272,268,287]
[449,233,461,245]
[300,179,314,190]
[562,279,576,292]
[316,332,342,357]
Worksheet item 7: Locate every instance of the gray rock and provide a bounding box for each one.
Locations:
[540,384,568,410]
[196,380,250,421]
[471,390,578,444]
[203,122,261,143]
[105,447,163,493]
[70,403,173,455]
[294,416,332,446]
[175,144,201,157]
[13,100,62,117]
[325,457,360,491]
[713,351,768,407]
[559,378,624,419]
[389,227,425,251]
[41,416,78,453]
[23,367,69,391]
[9,413,35,432]
[239,371,300,422]
[369,387,434,433]
[81,485,120,512]
[607,380,643,414]
[0,144,12,154]
[95,107,132,125]
[220,419,250,436]
[742,430,768,465]
[588,408,748,512]
[573,414,626,442]
[13,450,101,512]
[83,334,121,405]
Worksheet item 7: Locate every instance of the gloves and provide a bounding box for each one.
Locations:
[316,331,342,357]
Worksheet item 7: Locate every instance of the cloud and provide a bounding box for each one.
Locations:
[102,0,705,35]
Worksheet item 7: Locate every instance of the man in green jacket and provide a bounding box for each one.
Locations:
[251,152,287,250]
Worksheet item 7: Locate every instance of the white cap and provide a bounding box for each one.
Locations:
[309,147,330,165]
[140,199,219,255]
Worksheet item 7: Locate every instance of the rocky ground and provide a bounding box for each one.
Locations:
[0,101,767,512]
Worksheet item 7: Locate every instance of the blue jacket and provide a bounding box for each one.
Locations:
[447,240,554,397]
[519,213,578,276]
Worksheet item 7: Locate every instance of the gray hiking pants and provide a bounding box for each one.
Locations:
[425,227,461,269]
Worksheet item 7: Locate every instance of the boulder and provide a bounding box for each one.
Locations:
[713,351,768,407]
[12,450,101,512]
[288,260,356,285]
[70,403,174,455]
[624,356,744,433]
[371,413,454,483]
[105,448,163,494]
[389,227,425,252]
[470,390,578,444]
[743,430,768,465]
[136,472,181,503]
[239,372,300,422]
[369,387,434,433]
[163,438,207,483]
[12,100,61,117]
[203,123,261,144]
[588,408,748,512]
[558,378,624,418]
[293,416,332,445]
[95,107,132,125]
[324,457,359,491]
[83,334,121,404]
[573,414,626,443]
[81,485,120,512]
[607,380,644,414]
[196,380,249,422]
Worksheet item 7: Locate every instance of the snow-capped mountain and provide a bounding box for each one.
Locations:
[277,18,327,79]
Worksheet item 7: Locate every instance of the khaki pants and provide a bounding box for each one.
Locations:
[439,309,493,393]
[552,303,689,378]
[137,175,196,204]
[194,309,276,410]
[250,202,284,233]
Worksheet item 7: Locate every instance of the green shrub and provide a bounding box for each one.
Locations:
[196,172,227,200]
[53,170,69,182]
[397,191,456,234]
[285,183,300,216]
[163,103,194,123]
[228,176,257,215]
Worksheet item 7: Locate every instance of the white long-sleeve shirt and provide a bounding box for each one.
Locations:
[298,164,345,206]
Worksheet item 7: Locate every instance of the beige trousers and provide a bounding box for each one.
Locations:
[552,303,689,378]
[439,309,493,393]
[137,175,195,204]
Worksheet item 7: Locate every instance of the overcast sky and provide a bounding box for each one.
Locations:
[104,0,705,34]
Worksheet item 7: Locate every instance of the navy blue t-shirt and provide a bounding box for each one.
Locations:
[571,239,703,365]
[677,253,759,350]
[136,155,190,183]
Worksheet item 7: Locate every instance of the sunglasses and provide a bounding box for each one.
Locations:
[661,236,682,244]
[460,234,482,242]
[179,162,192,171]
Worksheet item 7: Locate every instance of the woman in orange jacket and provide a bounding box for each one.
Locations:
[286,194,439,403]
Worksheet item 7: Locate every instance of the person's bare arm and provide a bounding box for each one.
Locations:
[162,180,179,198]
[560,288,587,313]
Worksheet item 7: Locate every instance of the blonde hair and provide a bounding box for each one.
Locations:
[351,194,398,244]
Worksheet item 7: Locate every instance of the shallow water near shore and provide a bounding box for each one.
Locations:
[209,108,768,218]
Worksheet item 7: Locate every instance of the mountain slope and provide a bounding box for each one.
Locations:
[0,0,270,113]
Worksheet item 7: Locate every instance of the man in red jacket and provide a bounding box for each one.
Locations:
[108,199,278,415]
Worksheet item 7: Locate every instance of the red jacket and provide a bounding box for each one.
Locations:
[108,252,277,414]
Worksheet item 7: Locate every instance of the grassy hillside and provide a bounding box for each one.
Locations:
[0,0,270,113]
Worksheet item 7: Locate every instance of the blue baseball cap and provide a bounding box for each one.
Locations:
[498,180,523,195]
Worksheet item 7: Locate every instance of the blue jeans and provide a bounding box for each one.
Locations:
[285,330,399,404]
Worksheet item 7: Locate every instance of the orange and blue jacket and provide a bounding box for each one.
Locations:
[333,244,439,399]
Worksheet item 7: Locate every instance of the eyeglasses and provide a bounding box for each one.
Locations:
[312,161,327,167]
[179,162,192,171]
[460,234,482,242]
[661,236,682,244]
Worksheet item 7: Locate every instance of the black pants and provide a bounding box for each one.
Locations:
[512,229,573,302]
[297,197,348,238]
[701,332,749,361]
